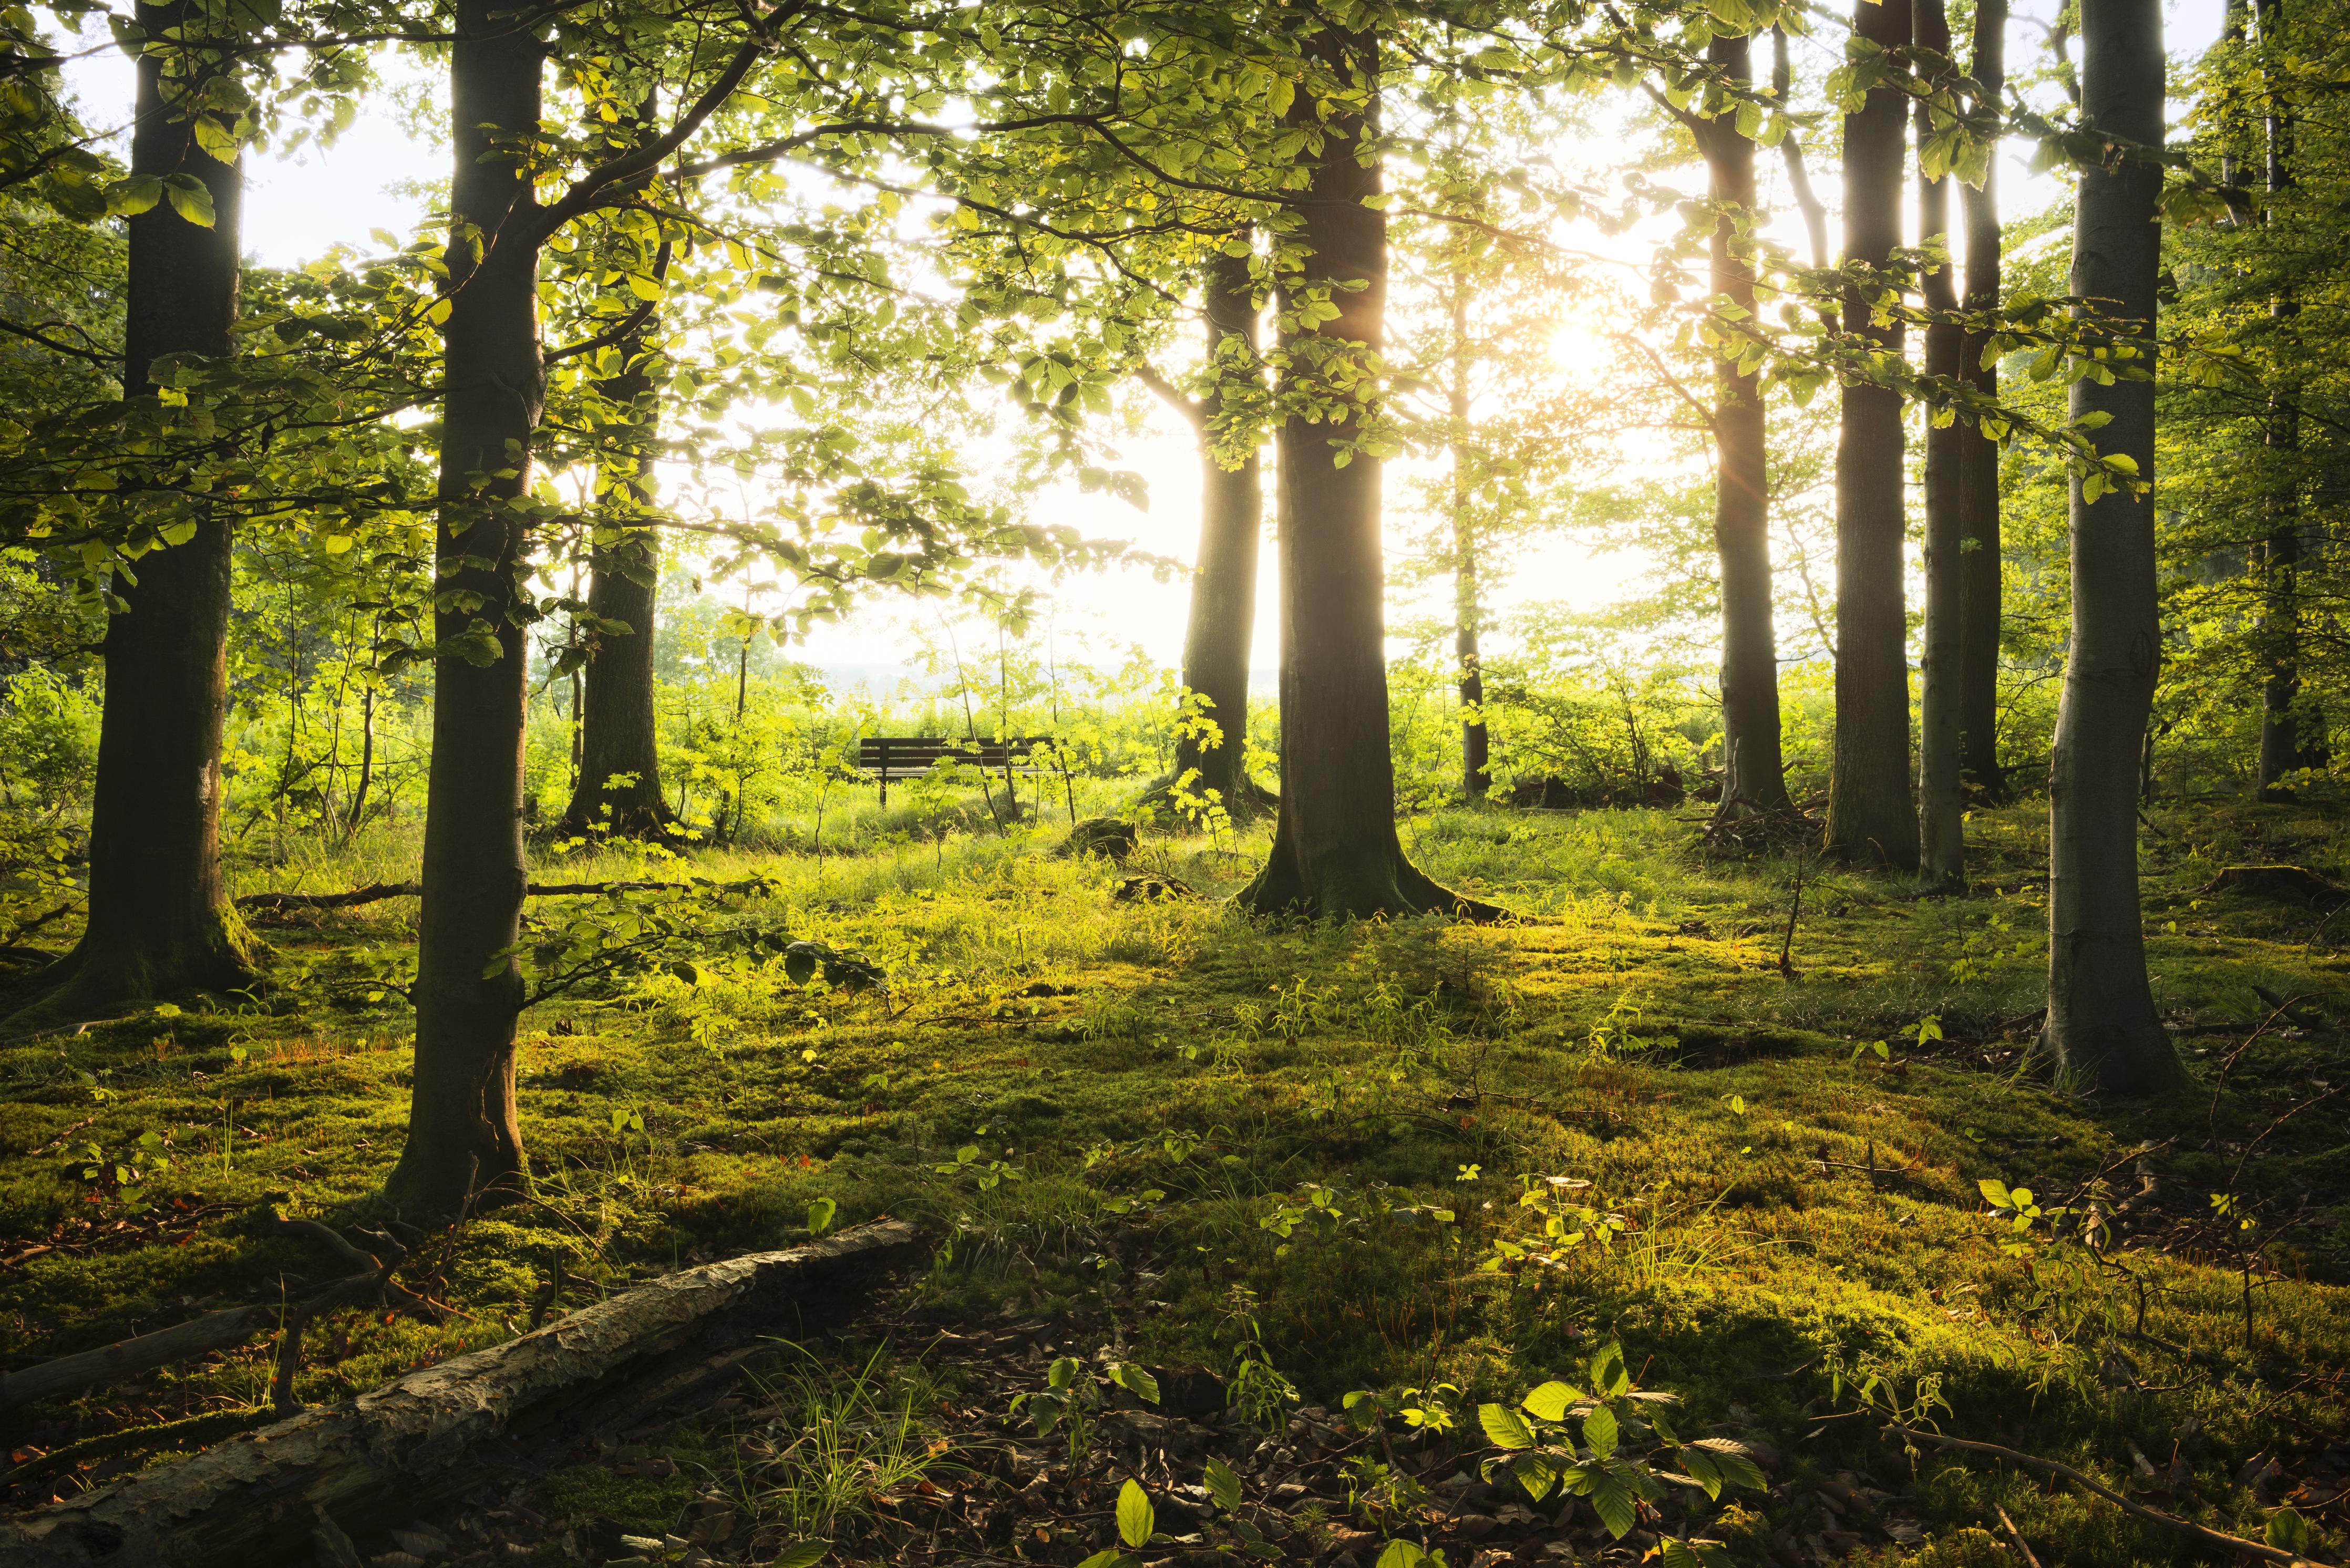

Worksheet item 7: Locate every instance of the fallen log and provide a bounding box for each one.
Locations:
[0,1220,921,1567]
[235,876,775,912]
[0,1214,396,1410]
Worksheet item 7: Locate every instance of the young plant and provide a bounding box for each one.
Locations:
[1475,1342,1762,1542]
[1009,1355,1159,1469]
[1075,1477,1171,1568]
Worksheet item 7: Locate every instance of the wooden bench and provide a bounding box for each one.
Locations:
[857,736,1059,807]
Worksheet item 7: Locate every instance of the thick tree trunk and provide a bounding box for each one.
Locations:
[2045,0,2184,1095]
[1706,34,1789,816]
[1171,249,1265,812]
[1825,0,1921,870]
[1916,0,1966,886]
[560,319,674,839]
[382,2,545,1215]
[17,5,249,1023]
[1448,286,1490,801]
[1236,23,1491,921]
[2255,0,2312,798]
[1958,0,2008,802]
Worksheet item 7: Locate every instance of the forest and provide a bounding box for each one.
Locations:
[2,1,2348,1565]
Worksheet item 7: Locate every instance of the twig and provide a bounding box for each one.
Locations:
[1884,1423,2318,1565]
[1993,1503,2043,1568]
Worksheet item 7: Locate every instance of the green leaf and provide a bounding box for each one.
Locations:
[1588,1476,1637,1539]
[1691,1438,1767,1492]
[1977,1178,2013,1209]
[1204,1454,1242,1513]
[1520,1380,1576,1421]
[805,1196,837,1236]
[1374,1543,1427,1568]
[772,1543,830,1568]
[2267,1506,2311,1554]
[1075,1553,1134,1568]
[1479,1403,1536,1450]
[1116,1479,1154,1549]
[163,173,215,228]
[1581,1404,1620,1459]
[1590,1342,1631,1396]
[1111,1363,1160,1405]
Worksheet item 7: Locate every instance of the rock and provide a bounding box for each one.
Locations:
[1057,817,1138,861]
[1148,1364,1229,1419]
[1113,874,1195,902]
[2197,863,2349,909]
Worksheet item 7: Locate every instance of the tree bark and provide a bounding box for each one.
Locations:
[2255,0,2311,798]
[17,3,248,1023]
[1448,281,1490,801]
[1236,21,1491,921]
[1916,0,1965,886]
[1171,247,1265,812]
[1957,0,2008,802]
[382,1,545,1215]
[1825,0,1921,870]
[2045,0,2185,1095]
[1706,33,1789,816]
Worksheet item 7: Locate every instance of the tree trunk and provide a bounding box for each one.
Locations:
[1449,283,1490,802]
[1825,0,1921,870]
[1957,0,2008,802]
[382,1,545,1215]
[16,4,249,1023]
[1171,247,1265,812]
[2045,0,2184,1096]
[1236,22,1491,921]
[1916,0,1966,886]
[1706,33,1789,816]
[2255,0,2311,799]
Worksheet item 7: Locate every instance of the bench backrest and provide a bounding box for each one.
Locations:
[856,736,1058,773]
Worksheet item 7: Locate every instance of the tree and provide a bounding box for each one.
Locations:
[1146,247,1270,818]
[1825,0,1921,870]
[1957,0,2008,801]
[2254,0,2316,797]
[559,196,677,841]
[22,1,249,1022]
[2044,0,2186,1095]
[1699,31,1789,816]
[1915,0,1965,885]
[1235,18,1491,921]
[381,0,549,1214]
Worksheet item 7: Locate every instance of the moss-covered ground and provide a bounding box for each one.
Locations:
[3,795,2348,1566]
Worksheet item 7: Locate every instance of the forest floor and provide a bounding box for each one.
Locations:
[4,795,2350,1568]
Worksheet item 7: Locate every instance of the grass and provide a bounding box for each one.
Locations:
[3,791,2348,1565]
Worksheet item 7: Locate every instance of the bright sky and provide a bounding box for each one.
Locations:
[55,2,2228,683]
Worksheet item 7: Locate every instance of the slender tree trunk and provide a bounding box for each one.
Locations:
[1706,34,1788,816]
[1958,0,2008,802]
[1448,284,1490,801]
[1236,21,1491,921]
[383,2,545,1214]
[2255,0,2311,798]
[1825,0,1921,870]
[20,3,250,1022]
[2045,0,2184,1095]
[561,216,674,839]
[1171,248,1265,811]
[1916,0,1966,886]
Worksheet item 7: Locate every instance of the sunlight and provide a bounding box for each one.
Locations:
[1546,317,1613,380]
